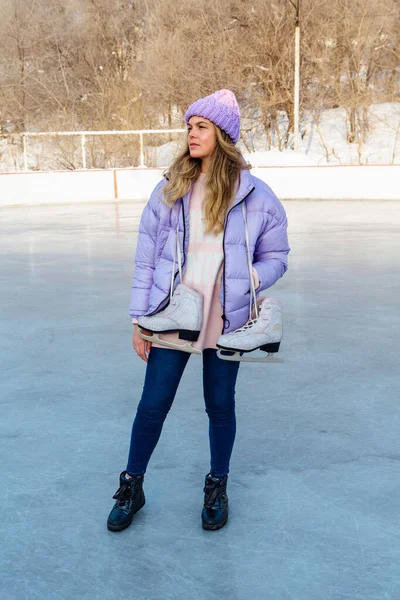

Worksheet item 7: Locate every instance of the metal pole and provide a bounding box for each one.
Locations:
[288,0,300,152]
[139,132,145,167]
[294,22,300,152]
[81,134,86,169]
[23,135,28,171]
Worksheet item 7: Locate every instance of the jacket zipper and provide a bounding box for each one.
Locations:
[145,198,186,317]
[221,186,255,333]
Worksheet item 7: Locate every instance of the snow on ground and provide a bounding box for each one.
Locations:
[299,103,400,166]
[1,102,399,172]
[152,102,400,168]
[148,140,182,169]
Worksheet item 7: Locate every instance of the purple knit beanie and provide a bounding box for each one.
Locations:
[184,89,241,144]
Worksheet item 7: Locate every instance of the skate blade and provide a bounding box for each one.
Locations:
[138,330,202,355]
[217,349,284,363]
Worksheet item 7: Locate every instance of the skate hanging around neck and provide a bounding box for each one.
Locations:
[216,203,284,364]
[137,224,204,355]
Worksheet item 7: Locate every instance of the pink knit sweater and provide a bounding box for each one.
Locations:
[135,173,259,351]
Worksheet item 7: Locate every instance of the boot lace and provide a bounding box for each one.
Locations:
[204,478,225,509]
[112,485,132,506]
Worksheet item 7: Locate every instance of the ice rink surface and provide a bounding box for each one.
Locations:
[1,199,400,600]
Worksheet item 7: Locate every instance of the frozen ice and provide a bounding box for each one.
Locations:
[1,200,400,600]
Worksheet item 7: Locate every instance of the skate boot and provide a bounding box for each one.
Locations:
[138,284,203,355]
[216,297,283,363]
[201,474,229,531]
[107,472,145,532]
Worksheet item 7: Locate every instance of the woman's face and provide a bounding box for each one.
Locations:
[187,116,217,160]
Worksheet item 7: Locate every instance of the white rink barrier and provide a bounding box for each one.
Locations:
[0,165,399,207]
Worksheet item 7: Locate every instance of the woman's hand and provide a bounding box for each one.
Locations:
[132,324,152,363]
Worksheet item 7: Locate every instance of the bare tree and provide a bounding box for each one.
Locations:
[0,0,399,166]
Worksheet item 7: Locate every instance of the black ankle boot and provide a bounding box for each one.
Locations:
[201,473,228,531]
[107,471,145,532]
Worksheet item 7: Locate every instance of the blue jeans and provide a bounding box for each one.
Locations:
[126,347,240,478]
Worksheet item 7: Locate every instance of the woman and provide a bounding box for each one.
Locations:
[107,90,290,532]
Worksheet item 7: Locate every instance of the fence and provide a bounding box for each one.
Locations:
[0,129,187,172]
[1,165,399,207]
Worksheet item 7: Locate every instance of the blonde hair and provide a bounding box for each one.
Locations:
[163,127,250,234]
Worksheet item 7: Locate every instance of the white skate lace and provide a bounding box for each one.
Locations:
[170,223,183,301]
[242,203,259,322]
[235,318,258,333]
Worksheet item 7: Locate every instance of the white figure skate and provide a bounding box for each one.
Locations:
[216,297,283,363]
[138,224,203,355]
[138,284,203,355]
[216,202,283,363]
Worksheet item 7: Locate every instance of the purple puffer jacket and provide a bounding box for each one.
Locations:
[130,168,290,333]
